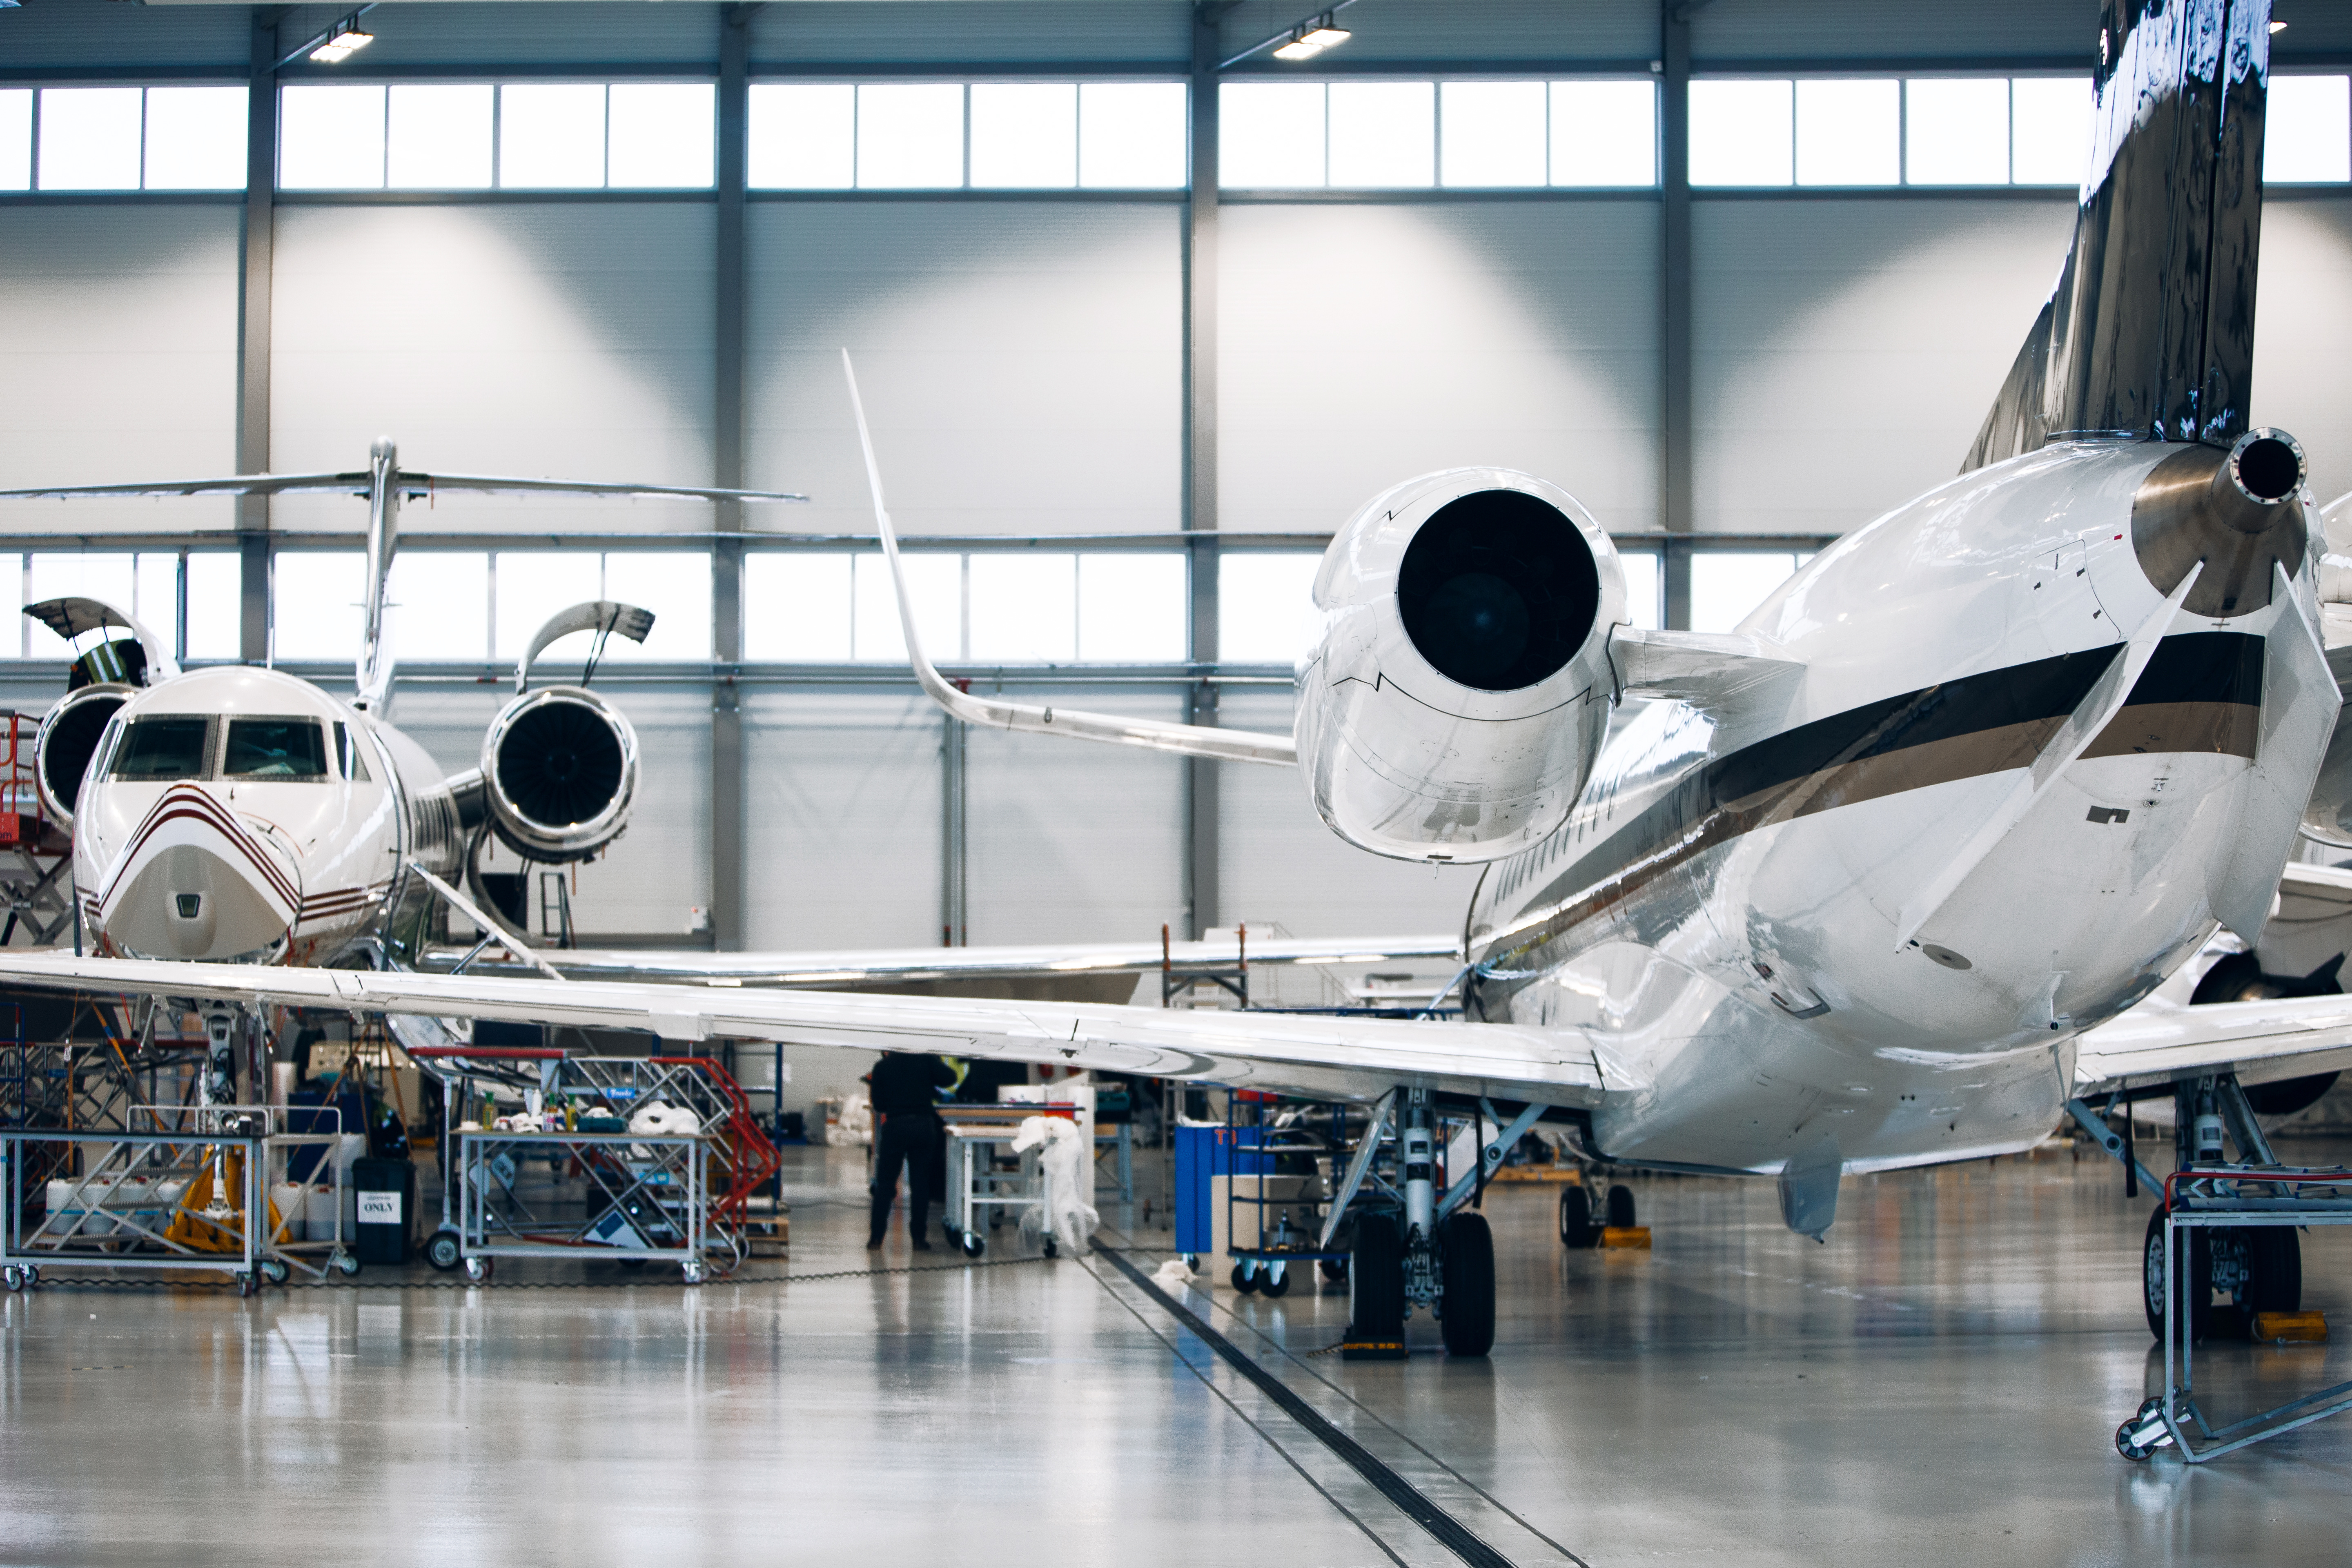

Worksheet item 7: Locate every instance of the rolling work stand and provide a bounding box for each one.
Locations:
[2115,1166,2352,1464]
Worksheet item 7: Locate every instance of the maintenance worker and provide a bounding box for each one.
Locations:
[866,1051,958,1251]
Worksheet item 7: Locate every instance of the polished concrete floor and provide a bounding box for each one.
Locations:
[2,1138,2348,1566]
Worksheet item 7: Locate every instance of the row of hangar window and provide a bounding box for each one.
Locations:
[6,75,2350,194]
[0,548,1826,666]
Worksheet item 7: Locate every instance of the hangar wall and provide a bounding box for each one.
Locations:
[1,1,2350,1085]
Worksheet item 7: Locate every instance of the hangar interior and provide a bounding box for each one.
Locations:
[4,0,2352,1560]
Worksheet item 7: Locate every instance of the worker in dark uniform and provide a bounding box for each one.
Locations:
[866,1051,957,1251]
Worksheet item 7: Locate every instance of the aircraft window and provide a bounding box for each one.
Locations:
[110,717,214,781]
[223,718,329,780]
[335,722,374,783]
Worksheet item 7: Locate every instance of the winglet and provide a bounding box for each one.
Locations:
[837,350,1298,768]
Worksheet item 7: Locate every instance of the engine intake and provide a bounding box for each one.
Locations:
[35,683,132,825]
[477,686,638,862]
[1296,469,1624,863]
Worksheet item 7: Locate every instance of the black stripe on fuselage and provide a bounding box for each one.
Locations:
[1473,632,2265,981]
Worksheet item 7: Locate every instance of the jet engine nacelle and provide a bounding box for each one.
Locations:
[34,683,133,826]
[476,685,639,862]
[1295,468,1625,863]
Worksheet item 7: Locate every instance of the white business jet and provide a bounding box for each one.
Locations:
[0,440,806,1094]
[4,0,2351,1359]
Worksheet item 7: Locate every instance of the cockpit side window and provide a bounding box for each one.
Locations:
[223,718,329,780]
[334,722,373,783]
[109,717,215,782]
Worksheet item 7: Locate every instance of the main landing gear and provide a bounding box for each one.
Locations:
[1559,1180,1636,1248]
[1340,1087,1537,1360]
[2071,1072,2307,1343]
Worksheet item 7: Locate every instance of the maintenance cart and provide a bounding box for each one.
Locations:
[0,1104,356,1293]
[408,1045,777,1282]
[939,1101,1079,1258]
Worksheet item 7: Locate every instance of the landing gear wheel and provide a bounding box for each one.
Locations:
[2243,1226,2302,1320]
[1231,1262,1259,1294]
[960,1231,985,1258]
[1438,1211,1497,1357]
[332,1251,360,1278]
[463,1256,492,1284]
[258,1257,290,1286]
[2143,1206,2212,1343]
[1348,1213,1406,1345]
[1605,1184,1637,1230]
[425,1229,463,1272]
[1259,1263,1291,1299]
[1560,1186,1597,1248]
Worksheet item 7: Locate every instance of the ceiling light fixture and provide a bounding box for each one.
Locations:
[309,26,374,64]
[1272,16,1353,61]
[1221,0,1363,71]
[274,4,379,71]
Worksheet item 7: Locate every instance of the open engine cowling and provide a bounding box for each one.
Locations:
[34,683,133,826]
[1295,468,1624,863]
[476,685,639,862]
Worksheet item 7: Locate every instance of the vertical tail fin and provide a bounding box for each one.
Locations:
[1965,0,2273,470]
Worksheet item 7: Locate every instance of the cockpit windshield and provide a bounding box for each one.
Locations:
[223,718,329,780]
[109,717,214,782]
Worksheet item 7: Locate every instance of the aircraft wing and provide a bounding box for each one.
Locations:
[421,932,1463,989]
[0,953,1604,1108]
[2074,991,2352,1095]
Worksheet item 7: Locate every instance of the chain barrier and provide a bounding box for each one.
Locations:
[13,1254,1058,1294]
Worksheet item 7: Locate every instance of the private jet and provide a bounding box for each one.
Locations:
[5,0,2351,1368]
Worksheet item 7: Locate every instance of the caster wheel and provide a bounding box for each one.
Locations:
[332,1252,360,1278]
[1231,1263,1258,1294]
[961,1232,985,1258]
[682,1260,706,1285]
[1042,1236,1058,1260]
[463,1257,491,1284]
[617,1258,647,1271]
[425,1230,463,1272]
[236,1272,258,1298]
[1259,1263,1291,1299]
[1319,1258,1349,1285]
[258,1258,290,1286]
[2,1265,20,1293]
[21,1266,36,1289]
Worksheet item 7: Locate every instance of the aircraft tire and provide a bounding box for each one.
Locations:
[1605,1184,1637,1230]
[2143,1206,2212,1343]
[2243,1226,2302,1319]
[1439,1212,1496,1357]
[1349,1213,1406,1341]
[1559,1186,1596,1248]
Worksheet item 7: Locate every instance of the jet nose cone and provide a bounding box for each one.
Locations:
[95,786,300,961]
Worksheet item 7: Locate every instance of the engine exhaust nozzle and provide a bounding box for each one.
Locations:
[2129,427,2308,619]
